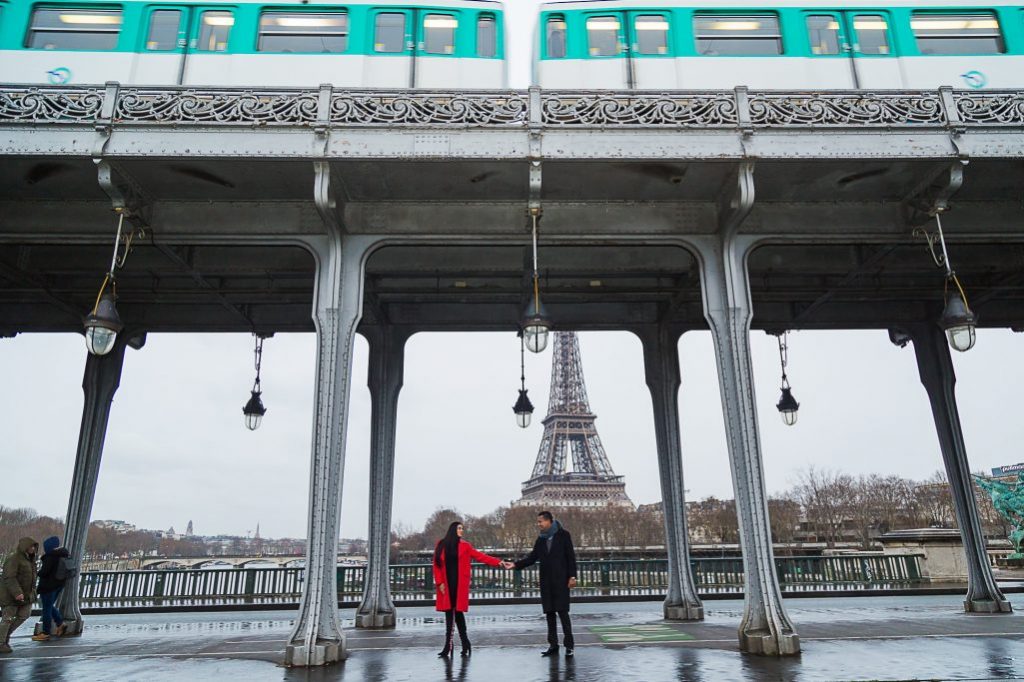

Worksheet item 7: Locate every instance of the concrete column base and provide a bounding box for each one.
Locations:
[664,602,704,621]
[965,599,1013,614]
[284,639,346,667]
[355,610,397,629]
[740,630,801,656]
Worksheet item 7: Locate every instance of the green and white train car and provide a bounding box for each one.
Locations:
[535,0,1024,89]
[0,0,506,87]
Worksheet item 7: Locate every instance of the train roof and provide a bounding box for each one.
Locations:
[5,0,506,6]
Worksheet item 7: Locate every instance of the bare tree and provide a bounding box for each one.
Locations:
[792,466,857,547]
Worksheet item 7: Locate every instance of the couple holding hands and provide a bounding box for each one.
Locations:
[432,510,578,659]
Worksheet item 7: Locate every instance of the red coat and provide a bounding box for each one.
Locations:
[433,540,501,612]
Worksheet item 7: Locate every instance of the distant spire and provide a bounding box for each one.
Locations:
[255,523,260,540]
[186,520,194,536]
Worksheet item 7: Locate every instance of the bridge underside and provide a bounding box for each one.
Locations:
[2,156,1023,335]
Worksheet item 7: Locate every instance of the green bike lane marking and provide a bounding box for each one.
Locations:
[589,624,695,643]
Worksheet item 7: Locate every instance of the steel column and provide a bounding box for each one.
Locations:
[284,233,369,667]
[355,325,408,629]
[906,324,1012,613]
[55,338,128,636]
[638,324,704,621]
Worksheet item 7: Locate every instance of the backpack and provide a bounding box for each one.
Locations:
[54,556,78,582]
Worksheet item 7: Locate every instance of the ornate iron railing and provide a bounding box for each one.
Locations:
[1,85,1022,128]
[75,555,924,608]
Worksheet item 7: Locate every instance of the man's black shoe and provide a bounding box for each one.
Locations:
[565,648,574,657]
[541,647,559,657]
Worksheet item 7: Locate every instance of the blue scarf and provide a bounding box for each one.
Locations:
[539,520,560,540]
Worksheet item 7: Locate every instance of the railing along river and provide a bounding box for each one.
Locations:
[77,555,924,609]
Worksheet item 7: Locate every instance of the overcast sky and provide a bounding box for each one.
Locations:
[1,327,1022,540]
[2,5,1023,541]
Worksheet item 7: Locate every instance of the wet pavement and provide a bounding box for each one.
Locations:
[1,595,1022,681]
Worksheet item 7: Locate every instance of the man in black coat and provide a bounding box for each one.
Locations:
[506,511,578,657]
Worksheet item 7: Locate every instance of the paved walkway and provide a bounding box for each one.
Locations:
[1,595,1022,681]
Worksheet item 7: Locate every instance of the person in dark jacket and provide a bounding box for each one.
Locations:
[32,536,70,641]
[0,537,39,654]
[507,511,578,657]
[432,521,503,658]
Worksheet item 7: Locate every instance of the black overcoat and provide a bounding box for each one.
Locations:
[514,526,577,613]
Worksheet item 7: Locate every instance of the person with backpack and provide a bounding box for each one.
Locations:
[0,537,39,654]
[31,536,73,642]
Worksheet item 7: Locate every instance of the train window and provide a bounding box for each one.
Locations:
[851,15,890,55]
[423,14,456,54]
[806,15,840,55]
[912,13,1004,54]
[258,12,348,53]
[374,12,405,52]
[694,14,782,55]
[587,16,621,56]
[27,8,122,50]
[634,15,669,55]
[546,16,566,58]
[197,10,232,52]
[477,15,496,57]
[146,10,181,51]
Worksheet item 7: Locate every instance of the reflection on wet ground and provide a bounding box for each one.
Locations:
[1,595,1021,681]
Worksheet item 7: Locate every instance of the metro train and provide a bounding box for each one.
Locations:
[0,0,507,87]
[0,0,1022,89]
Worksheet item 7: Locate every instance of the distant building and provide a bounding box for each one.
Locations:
[93,520,137,534]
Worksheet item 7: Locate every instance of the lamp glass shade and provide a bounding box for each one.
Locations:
[85,326,118,356]
[83,291,123,356]
[243,391,267,431]
[940,293,977,352]
[776,387,799,426]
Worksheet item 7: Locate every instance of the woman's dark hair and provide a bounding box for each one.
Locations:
[433,521,462,568]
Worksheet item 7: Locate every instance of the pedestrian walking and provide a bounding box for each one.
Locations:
[32,536,72,641]
[0,537,39,654]
[433,521,503,658]
[506,511,578,657]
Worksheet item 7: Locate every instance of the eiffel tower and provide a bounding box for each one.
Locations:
[515,332,634,509]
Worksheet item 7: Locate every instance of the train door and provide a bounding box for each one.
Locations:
[366,8,412,87]
[181,7,236,84]
[624,12,675,89]
[132,5,190,84]
[414,10,460,87]
[841,11,903,88]
[582,12,630,88]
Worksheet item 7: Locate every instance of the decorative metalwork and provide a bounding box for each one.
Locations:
[747,92,944,126]
[517,332,633,509]
[541,92,737,127]
[2,85,1024,128]
[954,91,1024,125]
[115,89,319,124]
[0,87,104,122]
[329,91,528,125]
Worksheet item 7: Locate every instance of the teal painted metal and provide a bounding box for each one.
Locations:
[73,555,927,608]
[0,0,505,58]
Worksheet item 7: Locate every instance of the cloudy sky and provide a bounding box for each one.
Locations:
[2,4,1023,541]
[1,327,1022,540]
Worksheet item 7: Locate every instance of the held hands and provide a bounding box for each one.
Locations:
[568,578,577,589]
[501,561,515,570]
[439,583,446,594]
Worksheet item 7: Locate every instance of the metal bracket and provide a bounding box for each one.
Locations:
[902,160,965,228]
[95,159,152,228]
[734,86,754,151]
[939,86,969,160]
[888,328,912,348]
[717,161,756,238]
[315,83,332,156]
[91,81,120,158]
[527,85,543,223]
[314,160,345,237]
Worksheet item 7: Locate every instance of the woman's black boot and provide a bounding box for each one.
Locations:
[461,641,472,657]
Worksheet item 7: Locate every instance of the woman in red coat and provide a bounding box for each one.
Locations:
[433,520,502,658]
